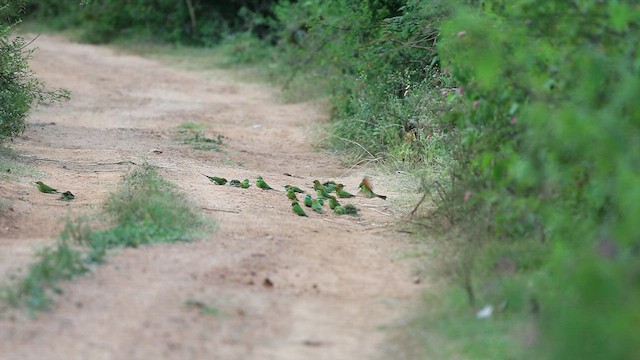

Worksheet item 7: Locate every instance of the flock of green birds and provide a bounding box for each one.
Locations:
[203,174,387,217]
[34,181,75,201]
[34,174,387,216]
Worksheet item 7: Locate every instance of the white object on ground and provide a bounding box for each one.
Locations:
[476,305,494,319]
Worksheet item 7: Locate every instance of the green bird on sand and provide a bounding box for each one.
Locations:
[322,181,337,193]
[304,194,313,208]
[328,195,341,210]
[284,185,305,193]
[203,174,227,185]
[343,203,358,215]
[313,180,331,198]
[358,177,387,200]
[334,203,358,216]
[311,199,323,214]
[335,184,355,198]
[287,189,298,200]
[229,179,242,187]
[316,197,324,206]
[35,181,58,194]
[59,191,75,201]
[240,179,251,188]
[292,201,308,217]
[316,188,331,199]
[256,176,273,190]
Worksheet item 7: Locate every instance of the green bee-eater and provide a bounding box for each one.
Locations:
[35,181,58,194]
[203,174,227,185]
[287,189,298,200]
[335,184,355,198]
[313,181,331,198]
[311,199,323,214]
[328,195,341,210]
[284,185,305,193]
[316,188,331,199]
[323,181,337,193]
[292,201,308,217]
[240,179,251,188]
[343,203,359,216]
[229,179,242,187]
[358,177,387,200]
[59,191,75,201]
[256,176,273,190]
[304,194,313,207]
[334,204,358,216]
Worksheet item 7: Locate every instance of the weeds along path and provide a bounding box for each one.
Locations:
[0,34,422,359]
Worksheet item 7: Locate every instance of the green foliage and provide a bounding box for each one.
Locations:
[0,238,87,312]
[0,1,69,140]
[61,165,212,265]
[539,245,640,360]
[92,164,211,252]
[228,0,455,170]
[434,1,640,358]
[0,29,31,138]
[415,288,531,360]
[23,0,278,45]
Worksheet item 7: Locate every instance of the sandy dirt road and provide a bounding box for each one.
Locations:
[0,34,422,360]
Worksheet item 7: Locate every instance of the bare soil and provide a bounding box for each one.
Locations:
[0,35,423,360]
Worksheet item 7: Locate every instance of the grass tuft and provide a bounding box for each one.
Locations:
[175,121,224,151]
[0,145,40,181]
[89,164,212,252]
[1,164,213,313]
[1,239,87,312]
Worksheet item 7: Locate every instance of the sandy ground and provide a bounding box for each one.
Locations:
[0,34,423,360]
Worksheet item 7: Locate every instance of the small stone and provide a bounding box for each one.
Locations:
[476,305,493,319]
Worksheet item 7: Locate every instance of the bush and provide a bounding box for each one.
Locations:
[0,2,68,140]
[250,0,455,170]
[94,164,210,248]
[23,0,278,45]
[0,238,87,311]
[436,1,640,358]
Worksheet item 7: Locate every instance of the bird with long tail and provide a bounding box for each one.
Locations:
[358,177,387,200]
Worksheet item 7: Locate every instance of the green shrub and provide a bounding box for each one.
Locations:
[250,0,455,169]
[0,238,87,311]
[1,1,69,140]
[23,0,278,45]
[80,164,212,264]
[435,1,640,358]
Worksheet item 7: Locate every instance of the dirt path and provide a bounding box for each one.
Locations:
[0,34,422,360]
